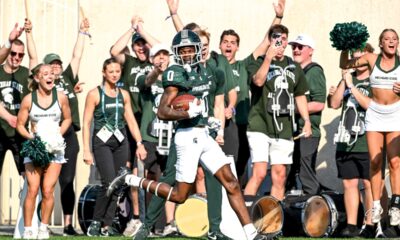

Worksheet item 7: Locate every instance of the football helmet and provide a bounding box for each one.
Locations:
[171,30,202,67]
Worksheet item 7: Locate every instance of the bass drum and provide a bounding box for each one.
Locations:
[77,184,132,234]
[283,192,363,237]
[175,194,209,238]
[250,196,284,238]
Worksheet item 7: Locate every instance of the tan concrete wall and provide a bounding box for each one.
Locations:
[1,0,400,225]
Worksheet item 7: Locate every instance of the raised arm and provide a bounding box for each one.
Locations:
[110,16,143,64]
[253,42,281,87]
[252,0,285,59]
[69,18,90,78]
[0,23,24,64]
[136,22,160,47]
[82,89,97,165]
[122,90,147,160]
[166,0,184,32]
[339,50,373,69]
[24,19,39,70]
[58,92,72,135]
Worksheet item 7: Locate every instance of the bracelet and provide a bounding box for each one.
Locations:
[79,31,90,36]
[276,15,283,19]
[136,141,143,146]
[4,40,11,49]
[131,25,137,32]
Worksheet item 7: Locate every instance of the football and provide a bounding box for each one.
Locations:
[171,94,197,111]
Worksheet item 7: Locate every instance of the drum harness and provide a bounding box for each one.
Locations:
[267,63,297,132]
[334,82,369,146]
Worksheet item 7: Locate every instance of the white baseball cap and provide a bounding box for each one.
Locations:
[289,34,316,49]
[150,43,171,58]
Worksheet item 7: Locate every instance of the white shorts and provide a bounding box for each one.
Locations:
[174,127,230,183]
[365,100,400,132]
[24,153,66,165]
[247,131,294,165]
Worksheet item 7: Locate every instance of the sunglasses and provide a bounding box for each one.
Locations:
[10,51,25,58]
[291,44,304,51]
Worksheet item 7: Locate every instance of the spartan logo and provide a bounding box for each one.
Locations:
[1,87,14,105]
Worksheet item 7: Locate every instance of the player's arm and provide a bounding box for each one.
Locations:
[295,95,312,137]
[157,86,190,121]
[214,94,225,145]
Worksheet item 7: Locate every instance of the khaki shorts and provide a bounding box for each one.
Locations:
[247,131,294,165]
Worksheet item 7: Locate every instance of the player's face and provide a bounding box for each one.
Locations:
[178,46,196,64]
[132,40,150,62]
[200,35,210,62]
[103,62,122,85]
[219,35,239,63]
[49,60,63,78]
[291,44,312,65]
[37,65,55,92]
[7,44,25,69]
[380,31,399,56]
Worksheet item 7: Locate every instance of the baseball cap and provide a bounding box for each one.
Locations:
[289,34,316,49]
[132,33,145,44]
[43,53,63,64]
[150,43,171,58]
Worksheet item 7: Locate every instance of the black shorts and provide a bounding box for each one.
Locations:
[143,141,167,174]
[336,152,369,179]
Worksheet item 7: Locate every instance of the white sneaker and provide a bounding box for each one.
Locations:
[37,228,50,239]
[376,221,385,238]
[389,207,400,226]
[123,219,142,237]
[162,222,178,236]
[372,205,383,223]
[23,230,37,239]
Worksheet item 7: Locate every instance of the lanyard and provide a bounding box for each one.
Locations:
[101,85,119,130]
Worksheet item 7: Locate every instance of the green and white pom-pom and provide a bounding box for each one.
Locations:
[330,21,369,51]
[20,136,54,167]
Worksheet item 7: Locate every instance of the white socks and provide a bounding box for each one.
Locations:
[373,200,382,209]
[243,223,257,240]
[39,222,48,231]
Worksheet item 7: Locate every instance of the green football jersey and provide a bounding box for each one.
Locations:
[296,65,326,138]
[162,64,214,129]
[336,76,371,153]
[120,54,153,114]
[55,64,81,131]
[247,56,309,140]
[137,75,165,142]
[0,65,30,137]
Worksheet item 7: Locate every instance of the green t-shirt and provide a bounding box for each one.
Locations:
[204,64,225,117]
[247,56,309,140]
[93,86,125,131]
[55,64,80,131]
[120,54,153,114]
[231,54,260,125]
[336,76,371,153]
[137,75,165,142]
[297,64,326,138]
[162,64,212,129]
[0,65,30,137]
[207,51,237,107]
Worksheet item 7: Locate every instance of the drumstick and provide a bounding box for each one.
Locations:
[293,132,306,140]
[24,0,30,19]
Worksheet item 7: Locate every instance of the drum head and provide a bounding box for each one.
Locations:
[175,196,209,237]
[303,196,330,237]
[251,196,283,235]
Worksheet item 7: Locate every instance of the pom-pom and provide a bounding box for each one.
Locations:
[20,136,54,167]
[330,22,369,51]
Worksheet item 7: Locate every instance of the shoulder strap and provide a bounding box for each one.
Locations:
[303,62,323,74]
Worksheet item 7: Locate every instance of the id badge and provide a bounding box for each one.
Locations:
[114,128,125,142]
[96,126,113,143]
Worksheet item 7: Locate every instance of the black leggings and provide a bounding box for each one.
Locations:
[0,132,24,175]
[59,126,79,215]
[92,130,130,226]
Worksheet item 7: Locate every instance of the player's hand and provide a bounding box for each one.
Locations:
[80,18,90,32]
[187,98,204,118]
[6,115,17,128]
